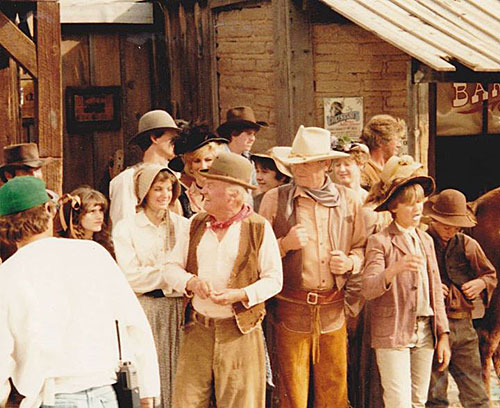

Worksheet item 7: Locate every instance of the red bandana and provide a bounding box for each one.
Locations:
[208,204,253,230]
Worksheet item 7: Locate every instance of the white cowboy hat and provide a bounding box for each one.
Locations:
[273,125,349,165]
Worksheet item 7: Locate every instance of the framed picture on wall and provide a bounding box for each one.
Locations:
[66,86,121,133]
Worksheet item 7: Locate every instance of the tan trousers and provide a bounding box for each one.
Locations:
[274,322,348,408]
[172,315,266,408]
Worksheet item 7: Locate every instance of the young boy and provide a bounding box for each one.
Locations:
[362,170,450,407]
[425,189,496,408]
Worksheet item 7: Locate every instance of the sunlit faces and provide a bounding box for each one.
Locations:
[393,199,424,229]
[255,164,282,194]
[291,160,330,189]
[432,221,460,244]
[145,179,174,213]
[201,179,232,215]
[229,129,257,155]
[332,157,360,188]
[190,154,215,185]
[153,129,178,160]
[80,203,105,235]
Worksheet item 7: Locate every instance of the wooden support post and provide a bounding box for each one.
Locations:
[0,58,21,151]
[272,0,315,145]
[35,1,62,194]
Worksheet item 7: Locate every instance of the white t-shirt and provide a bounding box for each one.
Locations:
[0,237,160,407]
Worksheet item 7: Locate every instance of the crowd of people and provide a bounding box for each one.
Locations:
[0,106,497,408]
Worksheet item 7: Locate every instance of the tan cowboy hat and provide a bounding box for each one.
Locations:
[374,156,434,212]
[129,110,180,146]
[424,189,477,228]
[200,151,257,190]
[273,126,349,166]
[216,106,268,138]
[251,147,293,178]
[133,163,181,206]
[0,143,52,182]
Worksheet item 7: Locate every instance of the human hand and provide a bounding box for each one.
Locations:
[392,255,424,275]
[140,397,154,408]
[210,288,248,306]
[441,283,449,298]
[281,224,309,252]
[436,333,451,372]
[461,279,486,300]
[329,250,353,275]
[186,277,213,299]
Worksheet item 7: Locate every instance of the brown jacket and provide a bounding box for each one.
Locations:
[362,222,449,348]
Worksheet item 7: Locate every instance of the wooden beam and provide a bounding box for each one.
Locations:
[412,60,500,83]
[0,10,37,77]
[0,58,21,151]
[209,0,251,10]
[272,0,315,145]
[35,1,62,194]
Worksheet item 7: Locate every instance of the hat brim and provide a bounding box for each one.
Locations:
[250,152,293,178]
[200,171,257,190]
[423,200,477,228]
[273,147,349,165]
[216,120,268,137]
[128,126,181,146]
[374,176,435,212]
[0,158,52,182]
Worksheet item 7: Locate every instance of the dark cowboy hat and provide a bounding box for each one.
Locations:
[168,124,228,172]
[0,143,52,182]
[374,175,435,212]
[200,151,256,190]
[216,106,268,139]
[128,110,180,147]
[424,189,477,228]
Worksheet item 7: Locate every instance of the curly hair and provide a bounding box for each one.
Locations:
[360,114,406,150]
[0,202,56,243]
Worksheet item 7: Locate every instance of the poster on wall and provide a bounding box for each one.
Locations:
[323,97,363,142]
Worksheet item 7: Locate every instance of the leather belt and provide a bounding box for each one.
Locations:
[189,310,233,328]
[278,287,343,305]
[447,310,472,319]
[143,289,165,298]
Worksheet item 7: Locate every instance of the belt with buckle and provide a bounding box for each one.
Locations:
[189,310,233,328]
[447,310,472,319]
[278,287,343,305]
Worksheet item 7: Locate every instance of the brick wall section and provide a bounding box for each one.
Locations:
[215,2,276,152]
[313,23,410,135]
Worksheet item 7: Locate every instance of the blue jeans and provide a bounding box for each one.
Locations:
[41,385,118,408]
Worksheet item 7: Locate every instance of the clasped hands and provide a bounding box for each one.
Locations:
[186,276,248,305]
[281,224,353,275]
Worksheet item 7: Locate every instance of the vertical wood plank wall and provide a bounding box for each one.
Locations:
[62,27,153,193]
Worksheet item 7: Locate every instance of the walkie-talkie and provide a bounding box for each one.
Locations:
[113,320,141,408]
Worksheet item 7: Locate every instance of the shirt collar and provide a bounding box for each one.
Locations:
[395,221,417,236]
[136,210,168,228]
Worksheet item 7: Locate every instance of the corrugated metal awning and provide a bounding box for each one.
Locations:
[319,0,500,72]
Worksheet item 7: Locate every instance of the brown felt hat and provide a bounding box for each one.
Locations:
[424,189,477,228]
[200,151,257,190]
[133,163,181,207]
[129,110,180,147]
[0,143,51,182]
[216,106,268,138]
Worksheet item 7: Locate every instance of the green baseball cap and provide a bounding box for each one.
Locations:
[0,176,50,216]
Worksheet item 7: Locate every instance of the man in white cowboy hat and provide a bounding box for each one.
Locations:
[165,151,283,407]
[259,126,366,407]
[109,110,180,226]
[425,189,496,408]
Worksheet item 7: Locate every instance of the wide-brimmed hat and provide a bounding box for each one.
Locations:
[200,151,256,190]
[251,147,292,178]
[133,163,181,207]
[374,155,435,212]
[0,143,51,182]
[169,124,228,172]
[128,110,180,147]
[424,189,476,227]
[0,176,49,216]
[273,126,349,166]
[216,106,268,138]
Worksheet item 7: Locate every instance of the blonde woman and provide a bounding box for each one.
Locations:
[113,163,189,408]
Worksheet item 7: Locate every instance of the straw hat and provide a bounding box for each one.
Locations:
[216,106,268,138]
[128,110,180,147]
[424,189,476,228]
[251,147,292,178]
[0,143,51,182]
[133,163,181,206]
[273,126,349,166]
[200,151,256,190]
[374,155,435,212]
